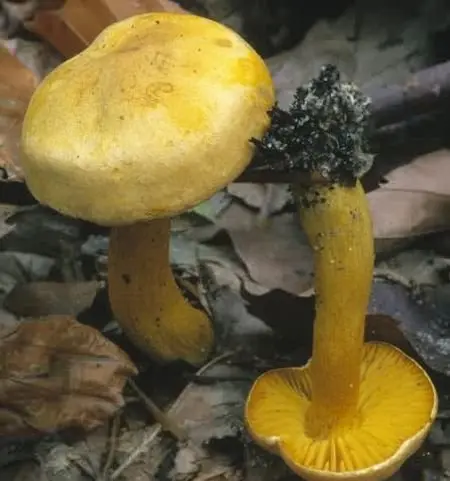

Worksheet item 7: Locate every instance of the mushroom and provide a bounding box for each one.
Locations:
[20,13,275,366]
[245,66,437,481]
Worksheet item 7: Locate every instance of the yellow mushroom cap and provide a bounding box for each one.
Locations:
[20,13,274,225]
[245,342,437,481]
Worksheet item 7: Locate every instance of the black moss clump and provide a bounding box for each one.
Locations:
[252,64,373,185]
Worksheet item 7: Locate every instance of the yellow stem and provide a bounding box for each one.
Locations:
[295,180,374,434]
[108,218,214,366]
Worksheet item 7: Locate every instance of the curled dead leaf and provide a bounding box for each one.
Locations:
[215,203,314,295]
[0,45,38,181]
[368,279,450,376]
[0,315,137,437]
[4,281,101,318]
[226,183,291,216]
[369,149,450,253]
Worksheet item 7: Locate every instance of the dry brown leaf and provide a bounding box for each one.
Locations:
[4,281,101,318]
[0,315,137,437]
[115,357,258,481]
[0,45,38,180]
[215,203,313,295]
[0,45,38,103]
[369,149,450,251]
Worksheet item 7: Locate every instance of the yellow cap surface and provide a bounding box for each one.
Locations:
[21,13,274,225]
[245,342,437,481]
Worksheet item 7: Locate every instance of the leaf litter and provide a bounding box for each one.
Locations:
[0,1,449,480]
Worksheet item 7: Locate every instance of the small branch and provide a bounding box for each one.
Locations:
[111,353,233,481]
[101,413,120,479]
[369,60,450,126]
[127,378,187,442]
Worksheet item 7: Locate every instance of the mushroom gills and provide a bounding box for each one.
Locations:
[245,180,437,481]
[246,342,436,473]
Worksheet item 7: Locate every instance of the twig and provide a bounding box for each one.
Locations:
[369,59,450,126]
[110,424,159,480]
[110,352,233,481]
[101,413,121,479]
[373,269,413,290]
[127,378,187,442]
[69,450,98,481]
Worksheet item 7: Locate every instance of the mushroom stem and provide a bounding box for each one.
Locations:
[108,218,214,366]
[295,180,374,435]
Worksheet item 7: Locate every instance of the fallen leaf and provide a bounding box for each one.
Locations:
[171,226,270,296]
[0,44,38,181]
[368,279,450,376]
[0,315,137,437]
[197,243,269,296]
[115,356,255,481]
[0,45,37,104]
[268,2,448,109]
[3,430,112,481]
[0,205,83,257]
[171,363,246,445]
[4,281,101,318]
[0,251,54,301]
[375,249,450,289]
[199,262,272,353]
[7,446,80,481]
[369,150,450,252]
[226,183,291,216]
[215,203,314,296]
[189,191,233,224]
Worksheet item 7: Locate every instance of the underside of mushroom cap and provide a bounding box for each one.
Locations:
[21,13,274,225]
[245,342,437,481]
